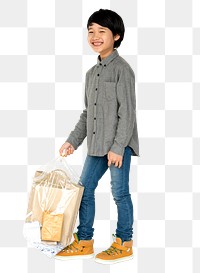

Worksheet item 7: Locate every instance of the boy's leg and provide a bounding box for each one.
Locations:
[94,146,134,264]
[77,154,108,240]
[109,146,134,242]
[55,154,108,260]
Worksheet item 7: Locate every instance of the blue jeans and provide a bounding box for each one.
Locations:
[77,146,134,243]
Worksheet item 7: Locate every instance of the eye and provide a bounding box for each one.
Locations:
[88,31,93,34]
[99,31,105,33]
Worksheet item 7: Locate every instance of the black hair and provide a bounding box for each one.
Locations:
[87,9,125,48]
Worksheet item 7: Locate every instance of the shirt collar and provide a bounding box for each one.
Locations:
[97,49,119,67]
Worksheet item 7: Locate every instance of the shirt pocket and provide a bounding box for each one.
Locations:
[104,82,116,101]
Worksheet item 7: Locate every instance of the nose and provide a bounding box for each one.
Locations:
[91,32,100,40]
[92,36,99,41]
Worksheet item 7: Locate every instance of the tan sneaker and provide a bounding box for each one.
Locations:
[55,233,94,260]
[95,235,133,264]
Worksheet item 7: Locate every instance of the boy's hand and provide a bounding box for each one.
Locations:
[107,151,123,168]
[59,142,75,157]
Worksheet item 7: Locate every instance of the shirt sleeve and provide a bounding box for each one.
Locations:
[109,66,136,157]
[65,73,88,150]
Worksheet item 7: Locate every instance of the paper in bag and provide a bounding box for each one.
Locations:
[41,211,64,242]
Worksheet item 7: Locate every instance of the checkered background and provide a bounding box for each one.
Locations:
[0,0,199,272]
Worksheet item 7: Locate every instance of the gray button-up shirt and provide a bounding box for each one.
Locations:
[66,50,140,157]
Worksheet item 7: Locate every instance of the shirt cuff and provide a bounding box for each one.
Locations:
[109,141,125,157]
[66,135,79,150]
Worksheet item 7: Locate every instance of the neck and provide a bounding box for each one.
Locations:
[100,48,115,60]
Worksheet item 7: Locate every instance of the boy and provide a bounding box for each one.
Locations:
[56,9,139,264]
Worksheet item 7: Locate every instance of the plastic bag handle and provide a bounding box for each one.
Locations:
[55,155,80,183]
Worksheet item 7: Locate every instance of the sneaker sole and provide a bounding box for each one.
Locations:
[95,254,134,265]
[54,253,94,261]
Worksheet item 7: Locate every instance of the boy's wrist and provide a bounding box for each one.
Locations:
[109,142,125,157]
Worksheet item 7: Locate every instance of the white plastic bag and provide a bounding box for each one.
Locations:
[23,156,84,258]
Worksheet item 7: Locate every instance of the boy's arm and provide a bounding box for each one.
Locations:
[109,67,136,157]
[65,74,88,150]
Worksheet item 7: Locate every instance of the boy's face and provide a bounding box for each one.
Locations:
[88,23,120,59]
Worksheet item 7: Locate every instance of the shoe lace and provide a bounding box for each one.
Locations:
[103,243,122,256]
[63,240,83,252]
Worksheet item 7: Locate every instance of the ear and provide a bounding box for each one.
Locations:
[114,34,120,41]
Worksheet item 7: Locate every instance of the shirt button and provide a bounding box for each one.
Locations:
[104,64,106,67]
[100,63,102,66]
[94,103,96,105]
[93,132,95,134]
[94,117,96,120]
[97,74,99,76]
[95,88,98,91]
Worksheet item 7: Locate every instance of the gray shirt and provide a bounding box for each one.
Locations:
[66,49,140,157]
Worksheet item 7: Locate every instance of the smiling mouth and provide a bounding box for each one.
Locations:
[92,42,103,46]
